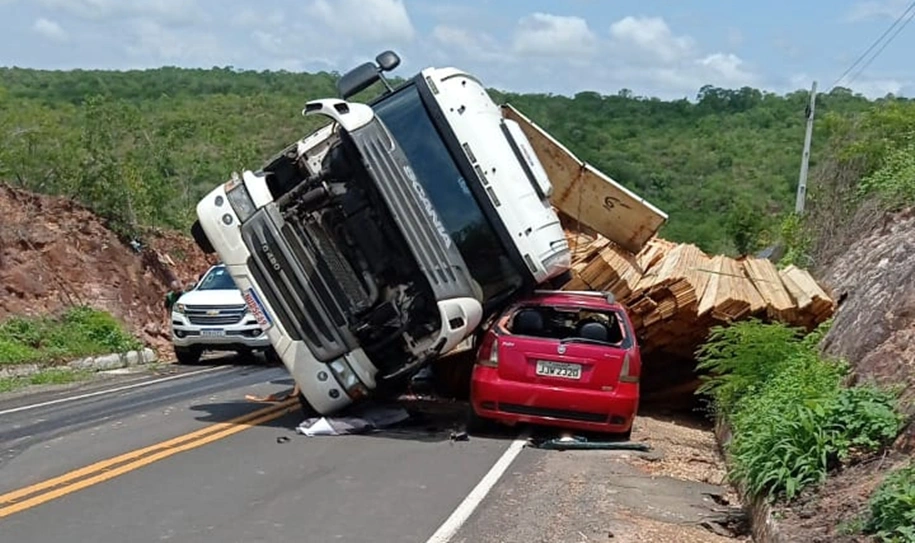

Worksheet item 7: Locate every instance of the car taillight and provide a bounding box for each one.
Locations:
[479,338,499,368]
[619,352,639,383]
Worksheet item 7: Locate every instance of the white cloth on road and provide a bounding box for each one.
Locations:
[295,405,410,437]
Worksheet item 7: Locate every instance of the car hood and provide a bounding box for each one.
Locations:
[177,289,245,307]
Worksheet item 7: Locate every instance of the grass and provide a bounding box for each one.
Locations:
[695,319,904,503]
[0,368,92,394]
[0,306,141,366]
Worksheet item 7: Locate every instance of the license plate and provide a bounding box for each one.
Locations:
[535,360,582,380]
[201,329,225,337]
[243,287,273,329]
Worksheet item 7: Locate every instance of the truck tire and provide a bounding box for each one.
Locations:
[297,391,317,417]
[174,346,202,365]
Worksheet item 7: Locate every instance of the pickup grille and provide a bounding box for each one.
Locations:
[241,208,356,362]
[184,304,247,326]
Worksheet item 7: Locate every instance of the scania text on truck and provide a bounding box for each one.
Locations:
[192,51,571,415]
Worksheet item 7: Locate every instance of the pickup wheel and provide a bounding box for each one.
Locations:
[174,346,202,365]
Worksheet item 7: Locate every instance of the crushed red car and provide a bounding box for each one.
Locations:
[468,290,641,438]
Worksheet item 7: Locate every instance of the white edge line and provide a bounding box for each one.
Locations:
[0,365,232,416]
[424,432,530,543]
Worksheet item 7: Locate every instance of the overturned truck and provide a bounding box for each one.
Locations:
[191,50,669,415]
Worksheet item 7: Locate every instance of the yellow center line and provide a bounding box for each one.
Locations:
[0,398,298,519]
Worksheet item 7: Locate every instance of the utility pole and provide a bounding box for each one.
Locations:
[795,81,817,214]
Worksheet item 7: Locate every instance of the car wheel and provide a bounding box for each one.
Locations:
[465,404,494,435]
[174,346,202,365]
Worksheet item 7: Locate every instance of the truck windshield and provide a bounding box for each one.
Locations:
[372,85,523,303]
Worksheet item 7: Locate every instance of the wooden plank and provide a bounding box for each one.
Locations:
[502,104,668,253]
[741,257,796,320]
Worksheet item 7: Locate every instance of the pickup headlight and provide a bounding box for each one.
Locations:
[174,303,187,314]
[226,181,257,223]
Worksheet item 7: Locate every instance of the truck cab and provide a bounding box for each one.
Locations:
[192,51,571,415]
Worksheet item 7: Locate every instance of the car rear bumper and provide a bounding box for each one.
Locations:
[470,366,638,433]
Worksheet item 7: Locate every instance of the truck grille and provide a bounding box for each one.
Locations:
[184,305,247,326]
[241,207,356,362]
[349,120,474,301]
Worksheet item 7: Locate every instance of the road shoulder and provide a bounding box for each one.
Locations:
[454,414,749,542]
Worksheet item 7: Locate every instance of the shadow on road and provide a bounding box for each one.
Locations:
[188,400,302,429]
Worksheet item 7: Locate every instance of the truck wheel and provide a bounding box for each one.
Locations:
[297,392,317,417]
[174,346,202,365]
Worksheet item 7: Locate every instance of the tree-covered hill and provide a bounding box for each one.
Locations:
[0,66,896,253]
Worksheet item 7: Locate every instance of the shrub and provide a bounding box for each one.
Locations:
[865,463,915,542]
[0,306,140,365]
[695,319,809,416]
[697,320,903,502]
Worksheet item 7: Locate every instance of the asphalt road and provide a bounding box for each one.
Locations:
[0,362,526,543]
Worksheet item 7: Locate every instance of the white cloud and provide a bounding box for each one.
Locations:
[432,25,509,63]
[36,0,199,25]
[32,17,67,42]
[609,16,694,63]
[512,13,597,57]
[846,0,911,21]
[126,20,224,65]
[310,0,415,43]
[698,53,755,85]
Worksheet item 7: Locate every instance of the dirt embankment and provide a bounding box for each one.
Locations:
[772,206,915,542]
[0,184,216,356]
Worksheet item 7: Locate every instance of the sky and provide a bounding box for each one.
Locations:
[1,0,914,100]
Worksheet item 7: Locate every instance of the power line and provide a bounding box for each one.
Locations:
[845,5,915,88]
[830,0,915,90]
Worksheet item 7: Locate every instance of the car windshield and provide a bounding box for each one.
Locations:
[195,267,237,291]
[371,84,523,304]
[501,305,632,348]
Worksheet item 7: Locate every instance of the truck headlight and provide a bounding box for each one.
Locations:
[175,303,187,314]
[226,182,257,223]
[328,359,368,399]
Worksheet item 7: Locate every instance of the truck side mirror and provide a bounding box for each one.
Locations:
[337,62,381,100]
[376,50,401,72]
[337,50,402,100]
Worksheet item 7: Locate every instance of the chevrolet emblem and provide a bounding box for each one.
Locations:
[206,310,220,316]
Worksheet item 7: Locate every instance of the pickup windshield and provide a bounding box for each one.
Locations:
[195,267,238,291]
[372,84,523,304]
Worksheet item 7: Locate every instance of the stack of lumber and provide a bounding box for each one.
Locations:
[561,229,836,360]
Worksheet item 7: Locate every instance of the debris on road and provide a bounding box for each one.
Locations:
[530,435,651,452]
[295,404,410,437]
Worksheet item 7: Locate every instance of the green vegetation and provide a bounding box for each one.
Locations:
[865,463,915,542]
[696,320,904,503]
[0,66,894,252]
[0,306,140,366]
[0,368,92,394]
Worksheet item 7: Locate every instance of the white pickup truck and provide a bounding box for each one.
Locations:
[170,264,275,364]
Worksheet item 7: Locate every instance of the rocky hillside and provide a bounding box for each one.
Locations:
[0,184,216,355]
[820,206,915,450]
